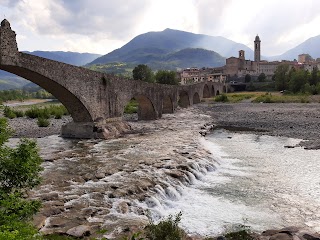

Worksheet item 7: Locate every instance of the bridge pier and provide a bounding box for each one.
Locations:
[61,119,131,139]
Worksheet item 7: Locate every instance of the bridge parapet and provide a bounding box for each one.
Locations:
[0,19,19,66]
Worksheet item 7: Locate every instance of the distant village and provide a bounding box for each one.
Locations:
[178,35,320,85]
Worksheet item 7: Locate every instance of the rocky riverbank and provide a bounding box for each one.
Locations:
[199,102,320,150]
[4,102,320,239]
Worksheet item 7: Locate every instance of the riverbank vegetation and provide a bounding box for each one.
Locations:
[0,89,53,104]
[214,91,320,103]
[0,118,43,240]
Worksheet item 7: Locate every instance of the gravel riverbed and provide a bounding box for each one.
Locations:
[3,102,320,239]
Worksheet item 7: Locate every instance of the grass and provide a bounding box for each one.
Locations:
[212,91,314,103]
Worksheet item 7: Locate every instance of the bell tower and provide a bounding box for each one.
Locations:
[254,35,261,62]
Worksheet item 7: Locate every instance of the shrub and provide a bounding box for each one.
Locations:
[3,106,16,119]
[124,99,138,114]
[145,212,185,240]
[13,110,24,118]
[37,117,50,127]
[0,118,43,239]
[214,94,229,102]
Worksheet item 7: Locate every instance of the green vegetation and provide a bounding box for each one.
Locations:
[0,89,53,104]
[274,64,320,94]
[215,93,256,103]
[124,99,138,114]
[37,117,50,127]
[252,92,310,103]
[133,64,155,83]
[155,70,179,85]
[212,92,316,103]
[0,118,43,240]
[214,94,229,102]
[145,212,185,240]
[4,105,68,120]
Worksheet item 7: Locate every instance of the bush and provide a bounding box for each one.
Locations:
[145,212,185,240]
[3,106,16,119]
[214,94,229,102]
[13,110,24,118]
[124,99,138,114]
[37,117,50,127]
[0,118,43,239]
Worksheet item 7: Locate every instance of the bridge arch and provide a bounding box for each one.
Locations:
[135,95,157,120]
[212,86,215,96]
[178,91,190,108]
[0,66,92,122]
[193,92,200,104]
[203,84,210,98]
[162,95,173,114]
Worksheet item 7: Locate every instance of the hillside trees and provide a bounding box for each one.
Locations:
[132,64,155,83]
[0,118,43,239]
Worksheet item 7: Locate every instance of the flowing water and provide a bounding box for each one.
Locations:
[142,129,320,236]
[8,108,320,238]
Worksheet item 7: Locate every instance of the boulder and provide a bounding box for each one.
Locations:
[66,225,91,237]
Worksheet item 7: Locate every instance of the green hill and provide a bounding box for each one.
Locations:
[88,48,226,76]
[88,28,253,67]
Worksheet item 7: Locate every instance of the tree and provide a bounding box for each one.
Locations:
[289,69,307,93]
[244,74,251,83]
[257,73,266,82]
[274,64,290,91]
[0,118,43,239]
[309,66,320,86]
[155,70,179,85]
[132,64,155,83]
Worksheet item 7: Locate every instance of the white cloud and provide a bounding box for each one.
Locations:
[1,0,320,55]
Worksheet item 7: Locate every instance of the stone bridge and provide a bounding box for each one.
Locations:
[0,19,225,138]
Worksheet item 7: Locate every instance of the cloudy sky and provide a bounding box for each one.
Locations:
[1,0,320,56]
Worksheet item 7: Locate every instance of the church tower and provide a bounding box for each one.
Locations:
[254,35,261,62]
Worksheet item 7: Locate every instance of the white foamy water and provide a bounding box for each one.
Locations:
[143,129,320,236]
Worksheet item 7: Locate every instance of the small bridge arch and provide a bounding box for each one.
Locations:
[178,91,190,108]
[203,84,210,98]
[193,92,200,104]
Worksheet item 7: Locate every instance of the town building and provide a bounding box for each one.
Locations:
[178,35,319,84]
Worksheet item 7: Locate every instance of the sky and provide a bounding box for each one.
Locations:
[1,0,320,56]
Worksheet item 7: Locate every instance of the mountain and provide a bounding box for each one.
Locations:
[87,48,226,76]
[0,51,102,90]
[88,28,254,66]
[268,35,320,61]
[23,51,102,66]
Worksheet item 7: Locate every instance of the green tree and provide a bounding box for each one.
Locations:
[0,118,43,239]
[309,66,320,86]
[289,69,307,93]
[274,64,290,91]
[155,70,179,85]
[244,74,251,83]
[257,73,266,82]
[132,64,155,83]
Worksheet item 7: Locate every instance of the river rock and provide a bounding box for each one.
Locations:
[41,192,59,201]
[269,233,293,240]
[117,201,129,214]
[66,225,91,237]
[33,214,47,229]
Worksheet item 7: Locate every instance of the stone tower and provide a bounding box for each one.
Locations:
[0,19,19,65]
[254,35,261,62]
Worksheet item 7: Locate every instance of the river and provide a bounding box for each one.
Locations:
[7,106,320,238]
[143,129,320,236]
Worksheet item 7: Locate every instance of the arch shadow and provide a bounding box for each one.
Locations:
[212,86,215,96]
[193,92,200,104]
[203,84,210,98]
[135,95,157,120]
[178,91,190,108]
[163,95,174,114]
